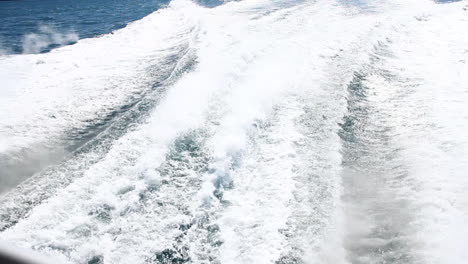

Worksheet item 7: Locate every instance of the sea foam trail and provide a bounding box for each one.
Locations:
[0,0,467,263]
[0,0,378,262]
[340,1,468,264]
[0,1,198,192]
[211,1,388,263]
[385,1,468,263]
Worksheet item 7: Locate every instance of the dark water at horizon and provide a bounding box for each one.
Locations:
[0,0,170,54]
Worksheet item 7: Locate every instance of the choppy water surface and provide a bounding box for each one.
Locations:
[0,0,467,263]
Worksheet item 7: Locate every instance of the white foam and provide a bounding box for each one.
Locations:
[0,0,467,263]
[383,1,468,263]
[340,1,468,263]
[0,0,198,155]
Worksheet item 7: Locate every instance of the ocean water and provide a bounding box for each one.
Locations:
[0,0,170,54]
[0,0,467,263]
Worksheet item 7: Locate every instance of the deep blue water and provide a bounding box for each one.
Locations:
[0,0,170,54]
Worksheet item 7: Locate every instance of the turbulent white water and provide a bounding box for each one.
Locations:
[0,0,467,263]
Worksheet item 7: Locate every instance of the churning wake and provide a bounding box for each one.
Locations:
[0,0,467,263]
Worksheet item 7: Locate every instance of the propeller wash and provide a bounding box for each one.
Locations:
[0,0,467,263]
